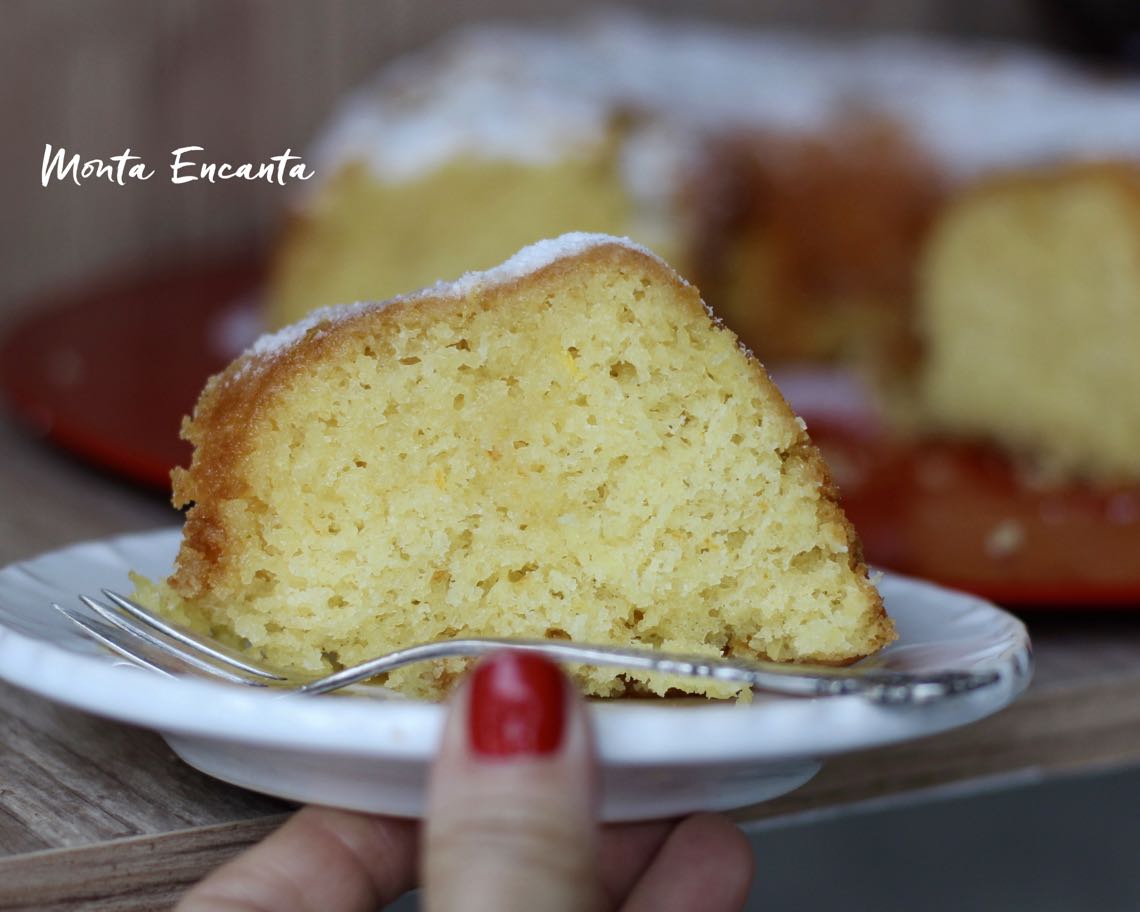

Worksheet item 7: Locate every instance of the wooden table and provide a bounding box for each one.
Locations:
[2,416,1139,911]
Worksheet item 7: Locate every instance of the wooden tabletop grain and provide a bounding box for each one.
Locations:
[1,415,1139,911]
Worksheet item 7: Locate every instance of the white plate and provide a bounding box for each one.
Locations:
[0,529,1031,821]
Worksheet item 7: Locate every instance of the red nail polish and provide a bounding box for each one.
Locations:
[468,653,566,758]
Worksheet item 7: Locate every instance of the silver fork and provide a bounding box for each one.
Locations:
[52,590,1000,705]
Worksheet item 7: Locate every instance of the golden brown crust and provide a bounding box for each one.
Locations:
[169,239,888,645]
[781,427,891,653]
[733,359,890,652]
[684,120,944,365]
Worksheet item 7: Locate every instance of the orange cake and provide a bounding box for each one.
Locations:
[913,164,1140,483]
[140,234,894,700]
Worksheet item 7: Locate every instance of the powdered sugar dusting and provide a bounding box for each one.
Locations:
[430,231,677,299]
[236,233,662,375]
[244,299,393,363]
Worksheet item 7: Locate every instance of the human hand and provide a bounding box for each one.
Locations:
[176,653,755,911]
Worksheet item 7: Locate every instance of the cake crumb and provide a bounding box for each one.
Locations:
[984,518,1025,559]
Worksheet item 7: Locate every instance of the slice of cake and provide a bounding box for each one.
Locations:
[141,233,894,699]
[914,164,1140,483]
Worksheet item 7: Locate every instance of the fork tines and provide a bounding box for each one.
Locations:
[54,591,285,685]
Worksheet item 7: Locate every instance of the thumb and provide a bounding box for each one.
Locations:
[422,652,600,912]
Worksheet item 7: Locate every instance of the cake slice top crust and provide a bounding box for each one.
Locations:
[250,233,676,367]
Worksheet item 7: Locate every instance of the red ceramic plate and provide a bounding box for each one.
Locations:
[810,422,1140,608]
[0,253,264,489]
[2,260,1138,607]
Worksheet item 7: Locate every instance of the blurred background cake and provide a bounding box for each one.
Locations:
[267,17,1140,351]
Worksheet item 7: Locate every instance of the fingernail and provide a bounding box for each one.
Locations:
[468,653,566,758]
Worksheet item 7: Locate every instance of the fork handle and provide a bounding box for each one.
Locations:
[295,638,1000,705]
